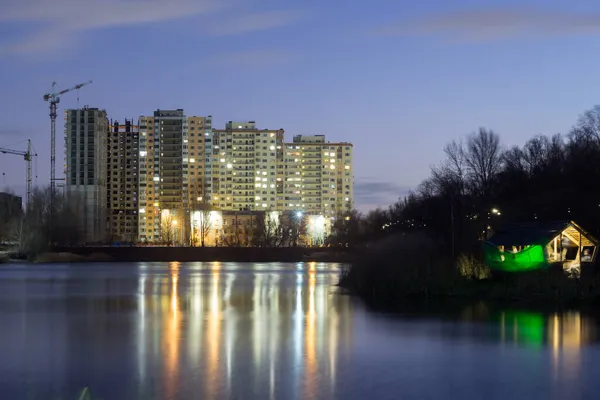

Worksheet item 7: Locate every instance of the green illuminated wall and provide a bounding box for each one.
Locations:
[484,242,549,272]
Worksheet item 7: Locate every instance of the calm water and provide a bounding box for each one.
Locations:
[0,262,599,399]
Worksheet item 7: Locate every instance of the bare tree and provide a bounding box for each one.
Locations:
[252,211,281,247]
[8,186,83,256]
[430,140,468,199]
[462,128,503,200]
[284,212,307,247]
[576,105,600,142]
[193,202,213,247]
[160,213,176,246]
[502,146,525,174]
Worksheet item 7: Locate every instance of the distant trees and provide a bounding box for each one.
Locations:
[326,104,600,254]
[9,186,83,256]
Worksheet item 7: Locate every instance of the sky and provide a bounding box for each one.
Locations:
[2,0,600,211]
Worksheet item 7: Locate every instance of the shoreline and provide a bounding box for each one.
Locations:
[31,246,355,263]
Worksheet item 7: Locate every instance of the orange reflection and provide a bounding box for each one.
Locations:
[205,265,221,397]
[164,262,181,399]
[135,263,350,399]
[304,271,317,399]
[549,312,584,381]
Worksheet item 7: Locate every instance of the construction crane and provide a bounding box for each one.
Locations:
[43,80,92,201]
[0,140,37,207]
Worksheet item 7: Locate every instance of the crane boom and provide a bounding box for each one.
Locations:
[42,80,92,220]
[0,140,36,208]
[43,80,93,102]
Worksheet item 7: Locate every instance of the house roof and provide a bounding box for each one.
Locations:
[487,220,598,247]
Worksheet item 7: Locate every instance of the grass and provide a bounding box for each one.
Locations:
[77,387,92,400]
[339,233,600,307]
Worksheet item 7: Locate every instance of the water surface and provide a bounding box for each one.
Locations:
[0,262,598,399]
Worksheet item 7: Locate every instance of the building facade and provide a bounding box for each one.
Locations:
[133,111,353,245]
[65,108,109,242]
[211,121,284,211]
[107,119,139,242]
[138,110,212,243]
[284,135,353,216]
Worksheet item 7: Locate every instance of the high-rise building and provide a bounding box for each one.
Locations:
[186,115,213,209]
[284,135,353,216]
[65,108,109,242]
[211,121,284,211]
[137,109,212,243]
[107,119,139,242]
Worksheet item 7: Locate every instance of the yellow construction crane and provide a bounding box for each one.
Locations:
[0,140,37,207]
[43,80,92,200]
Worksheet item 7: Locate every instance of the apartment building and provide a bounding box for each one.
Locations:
[284,135,353,216]
[211,121,284,211]
[107,119,139,242]
[65,108,109,242]
[138,109,212,243]
[187,115,213,208]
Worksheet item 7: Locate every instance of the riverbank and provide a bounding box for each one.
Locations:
[45,246,352,263]
[339,233,600,307]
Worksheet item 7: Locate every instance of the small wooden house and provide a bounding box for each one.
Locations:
[484,221,598,272]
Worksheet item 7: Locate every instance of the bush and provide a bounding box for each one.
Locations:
[340,233,461,301]
[340,233,600,306]
[457,253,491,280]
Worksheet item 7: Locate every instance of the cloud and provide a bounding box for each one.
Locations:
[204,10,305,35]
[354,179,411,207]
[209,49,296,66]
[381,7,600,42]
[0,0,221,28]
[1,0,302,56]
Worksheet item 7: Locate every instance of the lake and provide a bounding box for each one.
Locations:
[0,262,599,399]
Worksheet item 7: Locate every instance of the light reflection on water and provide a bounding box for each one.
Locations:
[0,262,600,399]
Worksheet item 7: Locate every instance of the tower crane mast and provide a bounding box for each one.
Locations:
[0,140,37,207]
[42,80,92,201]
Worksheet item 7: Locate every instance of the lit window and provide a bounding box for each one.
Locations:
[190,158,195,163]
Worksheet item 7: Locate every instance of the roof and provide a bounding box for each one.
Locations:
[487,220,598,247]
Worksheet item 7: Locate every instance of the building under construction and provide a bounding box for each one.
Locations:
[64,108,109,243]
[107,119,139,242]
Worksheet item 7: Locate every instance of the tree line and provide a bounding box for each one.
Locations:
[328,104,600,255]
